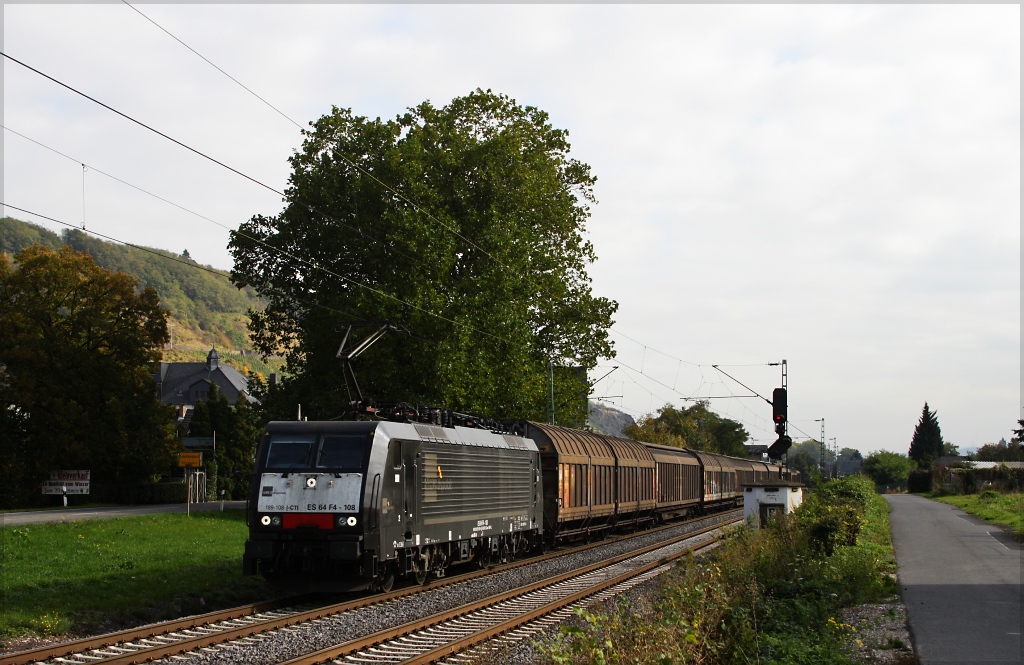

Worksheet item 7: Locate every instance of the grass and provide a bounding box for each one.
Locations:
[928,491,1024,540]
[0,510,284,643]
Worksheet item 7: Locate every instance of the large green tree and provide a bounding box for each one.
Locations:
[908,402,943,464]
[623,402,749,457]
[229,90,617,421]
[862,451,916,487]
[0,245,175,507]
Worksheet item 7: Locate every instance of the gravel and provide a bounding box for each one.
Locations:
[839,598,916,664]
[164,514,731,665]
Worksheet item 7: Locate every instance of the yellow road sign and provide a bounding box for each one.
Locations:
[178,451,202,467]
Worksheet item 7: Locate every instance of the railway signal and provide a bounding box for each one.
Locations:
[772,387,787,435]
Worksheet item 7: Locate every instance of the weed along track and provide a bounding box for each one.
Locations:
[0,512,737,665]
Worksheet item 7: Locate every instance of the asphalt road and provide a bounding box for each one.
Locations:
[0,501,248,526]
[886,494,1022,665]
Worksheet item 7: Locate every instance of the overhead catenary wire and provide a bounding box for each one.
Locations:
[63,15,711,373]
[1,51,280,197]
[1,124,422,268]
[0,202,381,331]
[112,6,517,280]
[3,46,699,376]
[7,41,809,432]
[613,360,777,438]
[0,125,509,345]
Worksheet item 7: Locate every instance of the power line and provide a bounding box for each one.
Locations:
[5,45,781,396]
[1,51,280,197]
[113,8,514,280]
[0,202,381,331]
[120,1,302,132]
[1,125,508,344]
[82,17,699,372]
[3,202,238,278]
[1,124,423,268]
[614,360,776,438]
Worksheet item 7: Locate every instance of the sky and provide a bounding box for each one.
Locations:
[3,4,1019,455]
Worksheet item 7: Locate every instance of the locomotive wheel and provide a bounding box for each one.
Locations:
[414,567,429,585]
[377,563,395,593]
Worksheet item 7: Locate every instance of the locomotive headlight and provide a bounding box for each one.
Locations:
[260,515,271,526]
[346,516,358,527]
[305,477,317,489]
[271,516,281,526]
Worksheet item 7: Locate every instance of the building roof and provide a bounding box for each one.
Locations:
[741,480,805,488]
[153,348,257,406]
[967,461,1024,470]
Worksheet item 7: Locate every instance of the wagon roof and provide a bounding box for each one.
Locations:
[527,423,655,462]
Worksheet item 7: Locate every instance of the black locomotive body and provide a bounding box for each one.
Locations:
[243,419,799,591]
[244,420,543,592]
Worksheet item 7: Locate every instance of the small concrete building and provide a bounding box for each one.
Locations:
[742,480,804,527]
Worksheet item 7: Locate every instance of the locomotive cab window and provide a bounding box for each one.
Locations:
[265,434,316,469]
[316,434,367,470]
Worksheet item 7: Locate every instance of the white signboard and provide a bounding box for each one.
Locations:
[42,470,91,494]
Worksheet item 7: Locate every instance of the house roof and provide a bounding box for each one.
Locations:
[154,348,257,406]
[968,461,1024,470]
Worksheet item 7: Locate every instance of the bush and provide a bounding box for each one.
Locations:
[540,476,896,664]
[907,469,932,493]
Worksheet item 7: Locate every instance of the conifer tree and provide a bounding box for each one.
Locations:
[908,402,943,463]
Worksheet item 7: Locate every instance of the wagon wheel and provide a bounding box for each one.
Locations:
[414,566,429,586]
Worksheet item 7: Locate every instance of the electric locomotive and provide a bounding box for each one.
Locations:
[243,420,543,592]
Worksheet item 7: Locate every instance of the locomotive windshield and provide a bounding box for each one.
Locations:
[265,434,316,469]
[316,434,367,470]
[263,432,369,471]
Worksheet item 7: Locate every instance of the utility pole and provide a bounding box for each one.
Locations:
[829,437,837,478]
[547,359,555,425]
[815,418,825,476]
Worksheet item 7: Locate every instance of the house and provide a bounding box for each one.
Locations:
[153,348,257,420]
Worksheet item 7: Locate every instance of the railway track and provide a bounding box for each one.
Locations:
[282,520,733,665]
[1,510,739,665]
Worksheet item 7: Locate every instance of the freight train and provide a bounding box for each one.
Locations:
[243,417,799,592]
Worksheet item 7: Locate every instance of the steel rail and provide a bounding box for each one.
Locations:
[0,596,318,665]
[279,519,736,665]
[1,510,739,665]
[409,538,720,665]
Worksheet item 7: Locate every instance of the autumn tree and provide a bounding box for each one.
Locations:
[0,246,175,507]
[229,90,617,422]
[908,403,944,465]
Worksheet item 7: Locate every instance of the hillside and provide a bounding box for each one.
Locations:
[588,401,636,437]
[2,217,262,354]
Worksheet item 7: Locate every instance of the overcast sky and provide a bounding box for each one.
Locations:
[3,4,1019,454]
